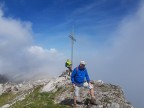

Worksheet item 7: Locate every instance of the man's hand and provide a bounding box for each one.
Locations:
[88,82,93,89]
[88,82,92,85]
[89,80,94,84]
[72,83,75,88]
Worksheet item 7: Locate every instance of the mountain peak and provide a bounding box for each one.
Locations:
[0,73,134,108]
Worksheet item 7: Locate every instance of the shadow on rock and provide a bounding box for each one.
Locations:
[59,98,74,106]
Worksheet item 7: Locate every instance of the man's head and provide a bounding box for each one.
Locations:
[79,61,86,69]
[67,59,71,62]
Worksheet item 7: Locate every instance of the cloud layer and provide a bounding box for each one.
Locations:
[0,9,66,82]
[68,2,144,108]
[81,2,144,108]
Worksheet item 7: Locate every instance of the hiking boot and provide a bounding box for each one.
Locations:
[91,97,97,105]
[76,100,82,104]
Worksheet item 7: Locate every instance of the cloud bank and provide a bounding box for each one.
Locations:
[0,9,66,82]
[82,2,144,108]
[69,2,144,108]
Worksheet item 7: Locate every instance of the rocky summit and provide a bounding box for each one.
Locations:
[0,72,134,108]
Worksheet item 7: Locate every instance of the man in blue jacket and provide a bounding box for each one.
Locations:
[71,61,96,106]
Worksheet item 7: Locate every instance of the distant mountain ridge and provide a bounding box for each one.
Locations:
[0,74,9,83]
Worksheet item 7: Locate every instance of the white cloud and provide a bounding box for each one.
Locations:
[82,2,144,108]
[0,9,66,82]
[69,2,144,108]
[0,9,3,17]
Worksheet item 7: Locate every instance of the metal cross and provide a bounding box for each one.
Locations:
[69,32,76,69]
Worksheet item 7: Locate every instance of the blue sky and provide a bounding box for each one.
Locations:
[0,0,144,108]
[1,0,140,48]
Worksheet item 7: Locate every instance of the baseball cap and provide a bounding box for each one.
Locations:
[80,61,86,65]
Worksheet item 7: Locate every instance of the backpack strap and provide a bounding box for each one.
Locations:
[76,67,78,72]
[74,67,78,77]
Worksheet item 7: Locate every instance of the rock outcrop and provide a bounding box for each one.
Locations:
[54,79,133,108]
[0,72,134,108]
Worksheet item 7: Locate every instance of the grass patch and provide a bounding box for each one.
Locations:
[0,92,17,106]
[11,86,70,108]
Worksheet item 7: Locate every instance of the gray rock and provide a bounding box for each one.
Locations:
[54,79,134,108]
[111,102,120,108]
[0,76,134,108]
[1,104,10,108]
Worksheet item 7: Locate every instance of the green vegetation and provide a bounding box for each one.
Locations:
[11,86,70,108]
[0,92,17,106]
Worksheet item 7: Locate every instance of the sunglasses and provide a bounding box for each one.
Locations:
[81,64,85,66]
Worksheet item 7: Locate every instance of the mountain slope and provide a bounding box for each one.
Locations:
[0,74,134,108]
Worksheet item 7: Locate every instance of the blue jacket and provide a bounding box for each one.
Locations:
[71,66,90,84]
